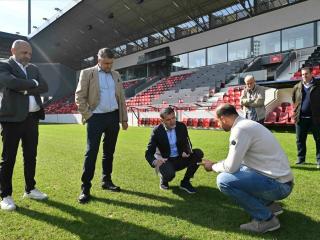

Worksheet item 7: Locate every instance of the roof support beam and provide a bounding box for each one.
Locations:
[237,0,253,17]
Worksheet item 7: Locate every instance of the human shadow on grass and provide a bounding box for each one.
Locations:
[17,199,179,240]
[291,164,320,172]
[93,186,320,239]
[94,187,246,235]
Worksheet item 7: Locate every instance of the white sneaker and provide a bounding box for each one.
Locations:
[0,196,16,211]
[23,188,48,200]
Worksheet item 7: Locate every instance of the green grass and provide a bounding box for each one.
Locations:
[0,125,319,240]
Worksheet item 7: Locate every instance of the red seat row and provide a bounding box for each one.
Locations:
[290,65,320,80]
[45,94,78,114]
[182,118,219,128]
[264,103,295,125]
[127,73,192,107]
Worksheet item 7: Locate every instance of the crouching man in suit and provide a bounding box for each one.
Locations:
[145,107,203,194]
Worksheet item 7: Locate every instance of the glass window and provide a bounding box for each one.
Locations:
[127,66,147,80]
[207,44,227,65]
[282,23,314,51]
[189,49,206,68]
[172,53,188,72]
[253,31,280,56]
[228,38,251,61]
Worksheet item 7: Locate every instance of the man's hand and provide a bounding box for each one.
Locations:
[202,159,214,172]
[122,122,128,130]
[155,158,167,168]
[181,152,190,158]
[32,79,39,87]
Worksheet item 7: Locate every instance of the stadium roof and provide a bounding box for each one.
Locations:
[29,0,243,69]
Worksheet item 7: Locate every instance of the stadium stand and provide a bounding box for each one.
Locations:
[152,60,247,105]
[14,0,317,129]
[264,102,295,126]
[44,94,77,114]
[123,80,140,89]
[126,73,191,107]
[291,47,320,80]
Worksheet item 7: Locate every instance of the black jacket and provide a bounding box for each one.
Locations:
[0,57,48,122]
[292,78,320,124]
[145,121,192,167]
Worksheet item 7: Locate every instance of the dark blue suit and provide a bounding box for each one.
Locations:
[145,121,203,183]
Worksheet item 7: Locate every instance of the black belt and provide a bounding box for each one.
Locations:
[95,110,119,115]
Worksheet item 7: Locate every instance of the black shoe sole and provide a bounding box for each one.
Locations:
[78,198,90,204]
[179,186,196,194]
[102,187,121,192]
[159,185,169,190]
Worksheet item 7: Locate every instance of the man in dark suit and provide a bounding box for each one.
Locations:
[0,40,48,211]
[145,107,203,194]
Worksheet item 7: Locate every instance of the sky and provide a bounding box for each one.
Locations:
[0,0,78,36]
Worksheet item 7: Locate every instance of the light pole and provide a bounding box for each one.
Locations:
[28,0,31,34]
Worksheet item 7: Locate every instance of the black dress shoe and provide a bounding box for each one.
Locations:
[78,192,90,204]
[101,181,121,192]
[180,180,196,194]
[159,178,169,190]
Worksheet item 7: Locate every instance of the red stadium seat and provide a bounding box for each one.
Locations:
[264,112,277,125]
[192,118,198,127]
[203,118,210,128]
[276,112,289,124]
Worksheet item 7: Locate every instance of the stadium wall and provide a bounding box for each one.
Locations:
[42,112,138,125]
[114,0,320,70]
[37,63,76,99]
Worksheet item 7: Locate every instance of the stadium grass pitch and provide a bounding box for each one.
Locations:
[0,125,319,240]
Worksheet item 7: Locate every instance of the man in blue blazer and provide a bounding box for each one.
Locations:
[0,40,48,211]
[145,107,203,193]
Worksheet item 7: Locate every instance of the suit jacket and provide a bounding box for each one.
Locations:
[0,57,48,122]
[292,78,320,124]
[75,65,128,124]
[145,121,192,167]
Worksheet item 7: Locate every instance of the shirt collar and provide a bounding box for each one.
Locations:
[97,65,111,74]
[12,57,28,69]
[303,79,314,88]
[248,85,256,93]
[163,123,176,131]
[231,116,243,130]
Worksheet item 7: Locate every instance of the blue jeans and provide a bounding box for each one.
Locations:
[216,166,293,221]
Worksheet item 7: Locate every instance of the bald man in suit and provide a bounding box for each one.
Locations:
[0,40,48,211]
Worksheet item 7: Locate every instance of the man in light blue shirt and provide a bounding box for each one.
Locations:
[76,48,128,204]
[145,107,204,194]
[94,66,119,113]
[166,128,179,158]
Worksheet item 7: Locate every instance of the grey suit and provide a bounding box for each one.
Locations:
[0,57,48,198]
